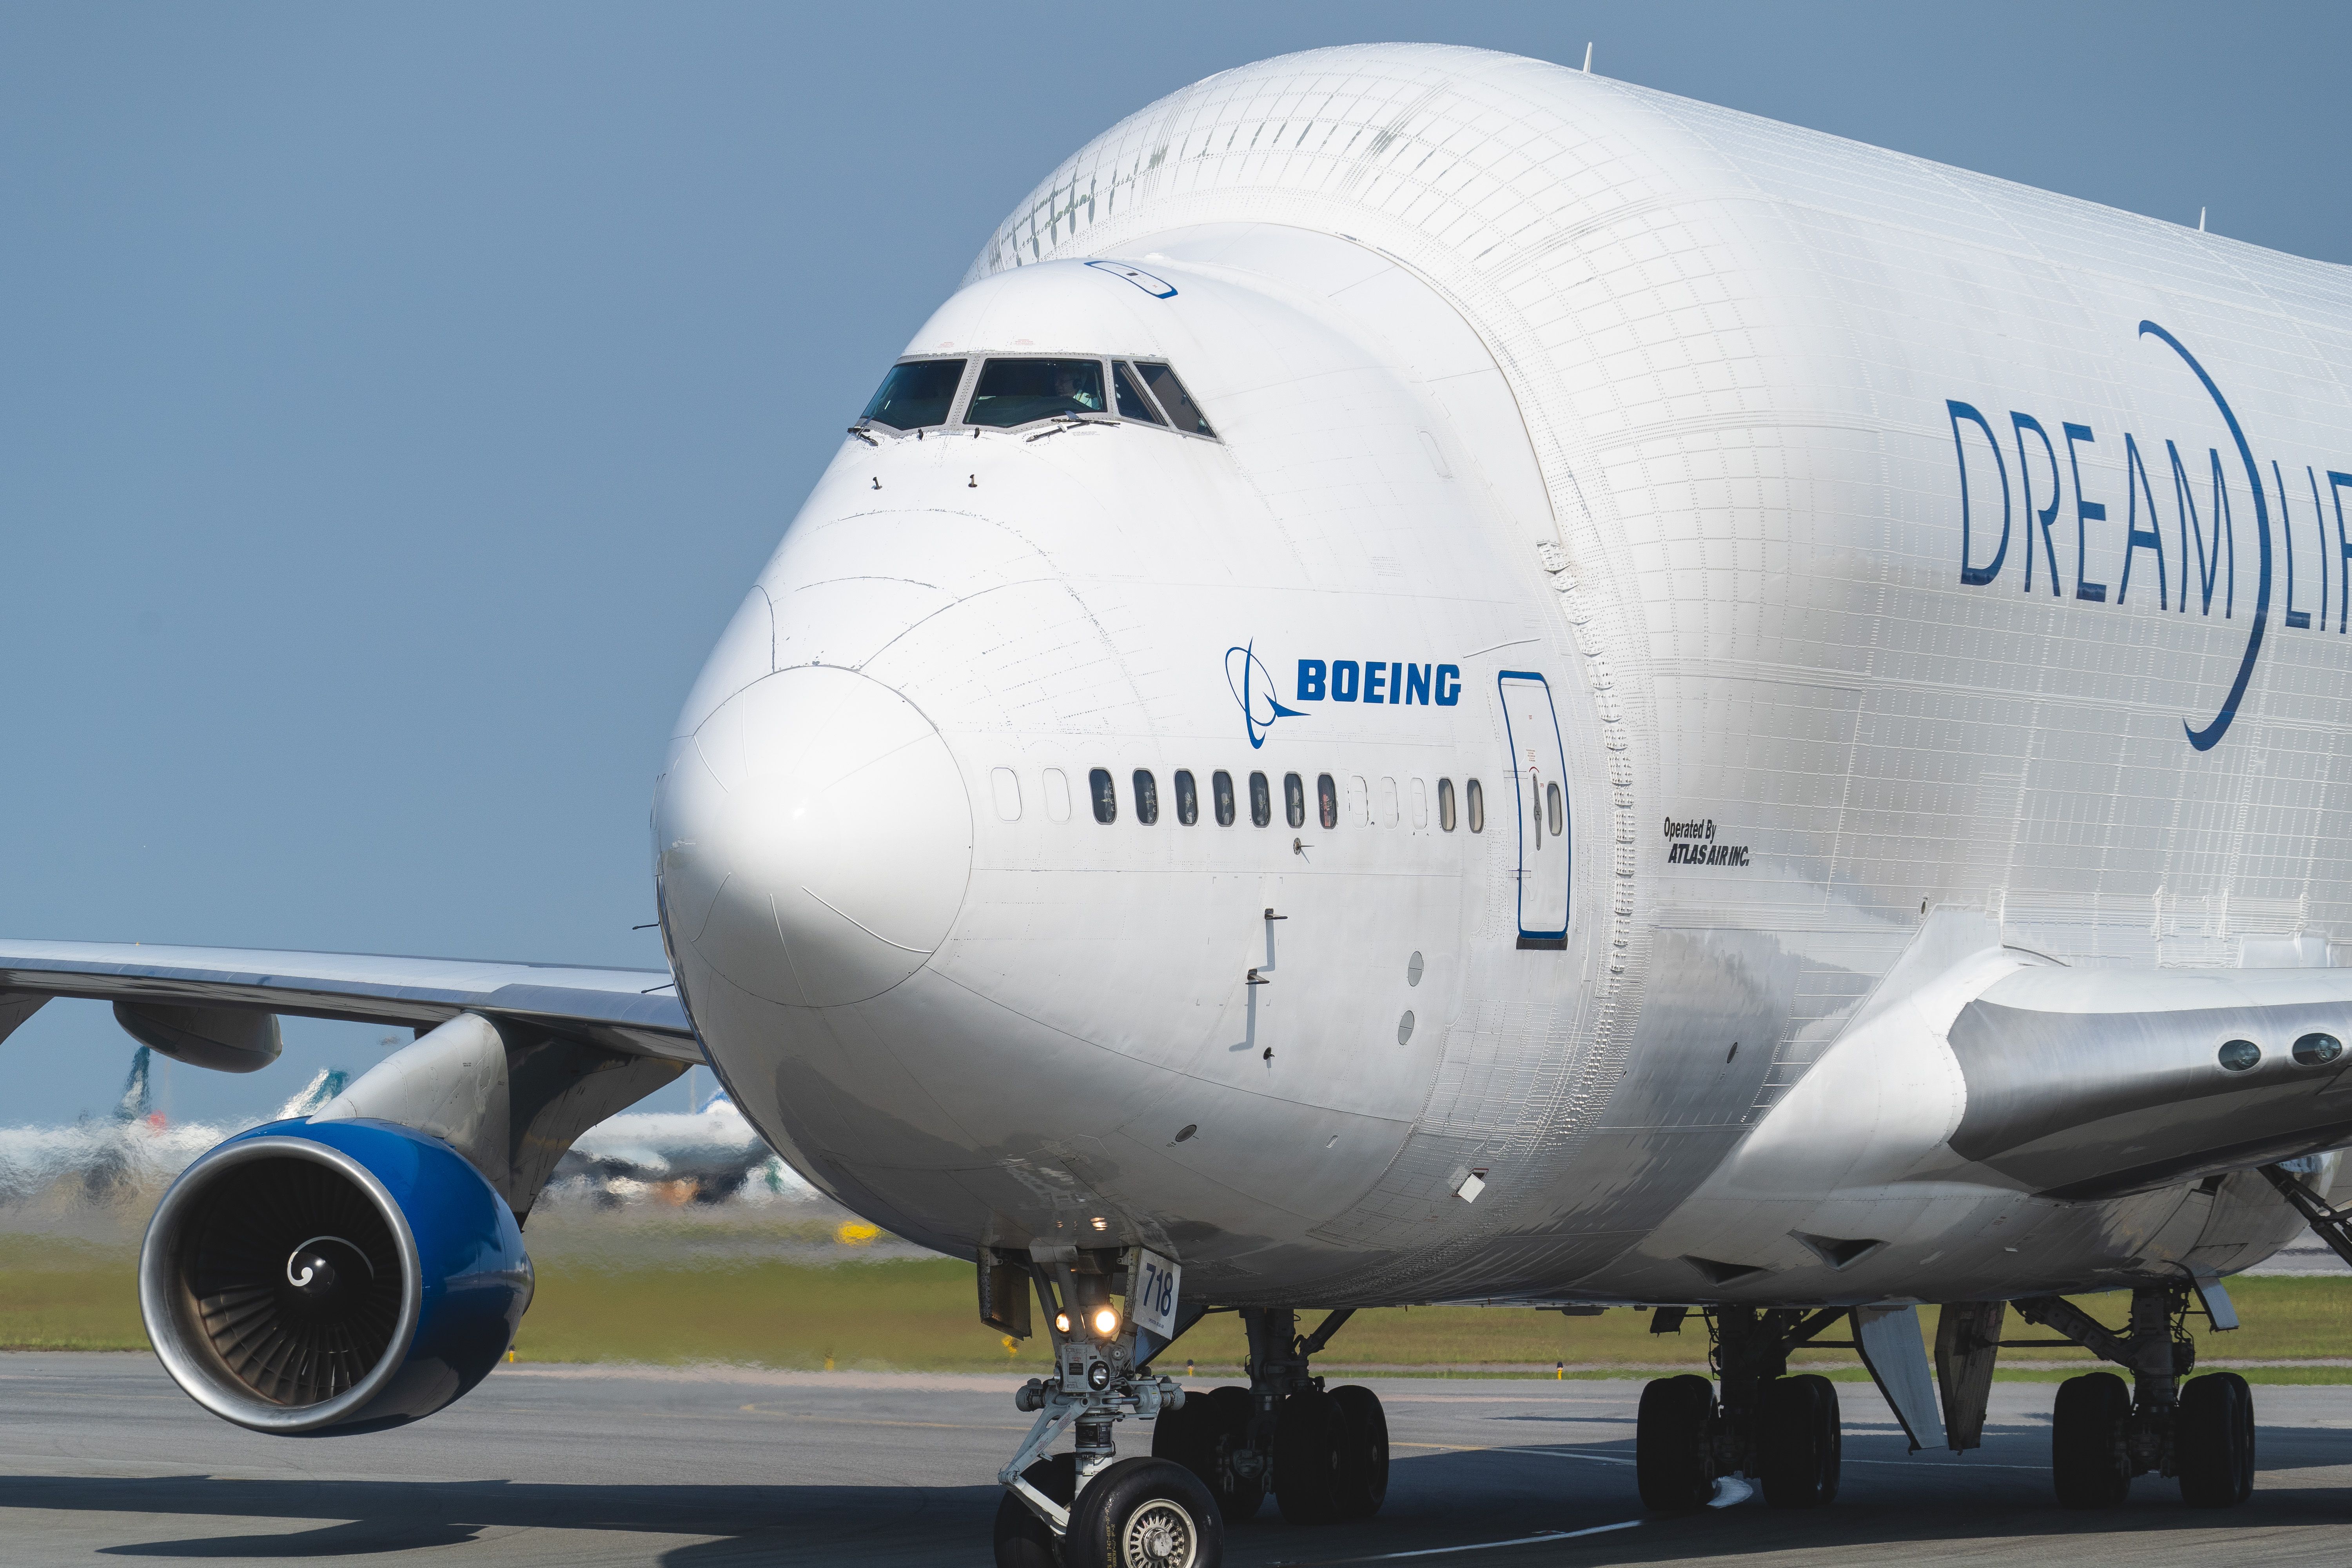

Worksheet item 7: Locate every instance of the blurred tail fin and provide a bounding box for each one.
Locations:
[113,1047,152,1124]
[276,1066,350,1120]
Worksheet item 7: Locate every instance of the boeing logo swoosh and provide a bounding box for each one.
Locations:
[2139,322,2272,751]
[1226,642,1305,749]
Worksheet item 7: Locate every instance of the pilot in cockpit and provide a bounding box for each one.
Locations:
[1050,362,1102,414]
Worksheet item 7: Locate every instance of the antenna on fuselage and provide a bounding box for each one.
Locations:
[1582,42,1593,73]
[2198,207,2207,232]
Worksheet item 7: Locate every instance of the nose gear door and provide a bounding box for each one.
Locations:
[1498,671,1570,950]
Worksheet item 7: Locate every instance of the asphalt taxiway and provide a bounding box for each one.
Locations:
[3,1354,2349,1565]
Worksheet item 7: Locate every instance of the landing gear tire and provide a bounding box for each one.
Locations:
[1758,1374,1841,1508]
[994,1452,1077,1568]
[1066,1455,1225,1568]
[2052,1371,2133,1508]
[1328,1385,1389,1520]
[1636,1374,1717,1514]
[1147,1387,1265,1524]
[1204,1387,1265,1522]
[1152,1397,1214,1489]
[2178,1372,2256,1508]
[1273,1388,1352,1524]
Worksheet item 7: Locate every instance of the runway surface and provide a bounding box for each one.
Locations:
[4,1354,2349,1566]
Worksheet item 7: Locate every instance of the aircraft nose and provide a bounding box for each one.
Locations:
[657,666,973,1007]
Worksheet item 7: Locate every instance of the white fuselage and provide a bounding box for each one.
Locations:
[653,44,2347,1309]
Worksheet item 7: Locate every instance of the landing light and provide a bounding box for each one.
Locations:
[1054,1311,1071,1334]
[1093,1306,1120,1337]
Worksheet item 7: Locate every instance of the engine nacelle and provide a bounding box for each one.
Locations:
[140,1118,532,1434]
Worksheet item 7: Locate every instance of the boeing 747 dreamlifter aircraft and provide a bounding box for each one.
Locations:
[7,42,2352,1568]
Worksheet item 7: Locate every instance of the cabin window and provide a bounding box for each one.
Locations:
[1283,773,1305,829]
[1134,361,1216,437]
[965,358,1106,427]
[1213,770,1236,826]
[1546,781,1564,838]
[2294,1032,2343,1066]
[860,358,965,431]
[990,767,1022,822]
[2218,1038,2260,1072]
[1133,769,1160,825]
[1379,777,1401,828]
[1114,362,1166,425]
[1089,768,1117,824]
[1318,774,1339,830]
[1174,769,1199,825]
[1252,771,1273,828]
[1344,775,1369,826]
[1044,768,1072,823]
[1466,778,1485,833]
[1438,778,1456,831]
[1410,778,1428,829]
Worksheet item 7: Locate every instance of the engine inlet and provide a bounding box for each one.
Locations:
[184,1157,405,1406]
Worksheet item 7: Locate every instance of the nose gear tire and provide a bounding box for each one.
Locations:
[1635,1375,1717,1514]
[1758,1374,1841,1508]
[1065,1456,1223,1568]
[2176,1372,2256,1508]
[2051,1372,2133,1508]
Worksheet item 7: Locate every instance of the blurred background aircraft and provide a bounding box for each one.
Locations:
[0,1048,795,1210]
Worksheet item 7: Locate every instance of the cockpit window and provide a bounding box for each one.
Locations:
[965,358,1106,427]
[1134,362,1214,437]
[860,359,964,431]
[1114,362,1166,425]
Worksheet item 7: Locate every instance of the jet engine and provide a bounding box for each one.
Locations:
[138,1117,532,1434]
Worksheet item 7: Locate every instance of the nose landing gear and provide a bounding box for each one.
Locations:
[989,1245,1205,1568]
[985,1256,1390,1563]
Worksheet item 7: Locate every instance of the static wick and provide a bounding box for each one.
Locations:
[2199,206,2207,233]
[1583,42,1593,74]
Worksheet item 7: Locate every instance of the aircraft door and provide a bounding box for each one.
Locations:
[1498,671,1570,950]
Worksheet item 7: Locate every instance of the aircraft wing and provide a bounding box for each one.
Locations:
[0,938,699,1064]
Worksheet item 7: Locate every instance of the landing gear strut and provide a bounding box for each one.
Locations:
[1151,1306,1389,1527]
[1634,1306,1847,1513]
[2018,1281,2250,1508]
[989,1245,1219,1568]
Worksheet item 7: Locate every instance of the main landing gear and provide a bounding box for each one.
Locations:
[983,1249,1388,1568]
[1152,1308,1389,1526]
[1633,1287,2254,1515]
[1634,1307,1846,1513]
[2016,1283,2252,1508]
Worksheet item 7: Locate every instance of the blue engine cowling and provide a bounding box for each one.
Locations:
[139,1118,532,1434]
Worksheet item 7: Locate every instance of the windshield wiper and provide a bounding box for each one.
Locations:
[1025,415,1117,444]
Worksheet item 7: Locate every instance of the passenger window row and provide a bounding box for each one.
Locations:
[1067,767,1485,833]
[858,356,1217,439]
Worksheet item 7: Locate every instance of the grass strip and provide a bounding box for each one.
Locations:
[6,1235,2346,1381]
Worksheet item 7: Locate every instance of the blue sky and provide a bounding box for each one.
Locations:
[3,1,2347,1123]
